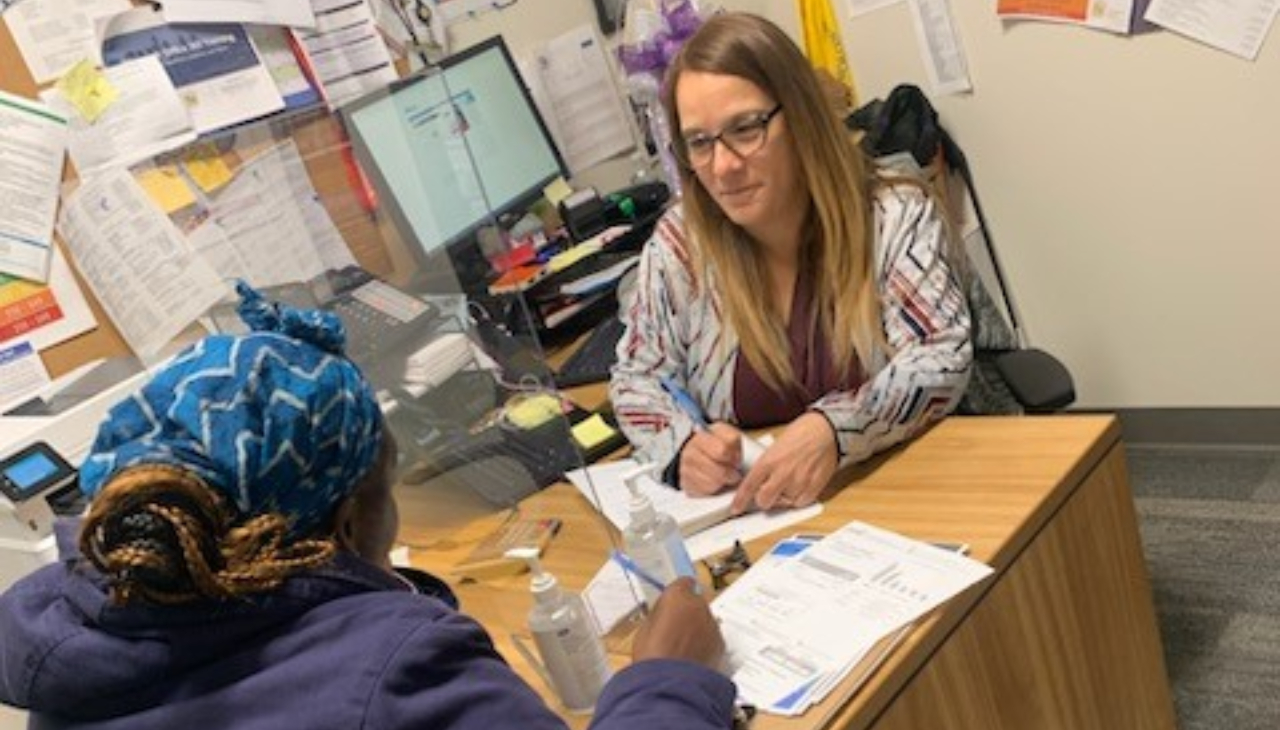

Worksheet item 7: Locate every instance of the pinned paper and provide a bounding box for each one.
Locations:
[181,143,235,193]
[572,413,617,450]
[134,166,196,213]
[56,60,119,123]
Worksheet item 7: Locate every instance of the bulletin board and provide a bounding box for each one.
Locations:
[0,5,399,380]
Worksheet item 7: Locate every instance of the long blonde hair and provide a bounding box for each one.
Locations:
[663,13,883,393]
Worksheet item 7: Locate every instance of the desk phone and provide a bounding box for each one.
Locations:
[208,268,443,365]
[321,267,441,360]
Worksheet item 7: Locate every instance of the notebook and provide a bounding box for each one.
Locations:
[564,459,733,538]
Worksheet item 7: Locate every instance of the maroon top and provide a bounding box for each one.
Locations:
[733,274,866,428]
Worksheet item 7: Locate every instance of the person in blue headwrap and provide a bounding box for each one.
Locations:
[0,284,734,730]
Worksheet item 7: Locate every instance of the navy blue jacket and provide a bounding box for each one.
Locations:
[0,537,734,729]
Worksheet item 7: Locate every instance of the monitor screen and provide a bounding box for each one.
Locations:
[342,37,566,277]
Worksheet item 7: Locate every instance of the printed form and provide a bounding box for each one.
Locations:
[1145,0,1280,59]
[711,521,993,715]
[57,169,227,357]
[40,55,196,175]
[524,24,634,174]
[0,91,67,283]
[4,0,131,83]
[185,140,353,289]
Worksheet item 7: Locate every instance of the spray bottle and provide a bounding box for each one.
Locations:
[620,463,697,607]
[506,548,612,714]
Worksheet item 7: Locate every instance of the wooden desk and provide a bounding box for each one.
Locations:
[397,415,1176,730]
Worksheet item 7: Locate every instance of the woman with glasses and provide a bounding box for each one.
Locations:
[610,13,972,513]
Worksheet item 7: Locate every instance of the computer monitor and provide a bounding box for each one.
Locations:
[341,36,567,292]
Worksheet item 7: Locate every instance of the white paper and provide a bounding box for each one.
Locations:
[161,0,316,28]
[524,24,634,174]
[0,91,67,283]
[684,503,823,561]
[0,339,51,413]
[846,0,903,17]
[566,458,735,537]
[40,55,196,176]
[0,248,98,351]
[99,6,285,135]
[581,558,645,636]
[294,0,398,109]
[712,521,993,714]
[1145,0,1280,59]
[907,0,972,96]
[57,169,227,357]
[4,0,130,83]
[187,141,350,288]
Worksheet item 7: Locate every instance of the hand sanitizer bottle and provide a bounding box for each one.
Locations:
[620,463,697,606]
[508,550,612,713]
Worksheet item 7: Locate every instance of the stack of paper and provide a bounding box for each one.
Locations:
[711,521,994,716]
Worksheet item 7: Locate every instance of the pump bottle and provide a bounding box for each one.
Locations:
[508,550,611,713]
[620,463,697,606]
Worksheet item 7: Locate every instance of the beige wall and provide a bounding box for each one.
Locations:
[452,2,1274,408]
[837,6,1280,408]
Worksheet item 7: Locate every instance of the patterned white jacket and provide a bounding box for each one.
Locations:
[609,182,973,475]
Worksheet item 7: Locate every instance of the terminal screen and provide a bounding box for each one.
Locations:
[343,36,566,264]
[4,450,58,495]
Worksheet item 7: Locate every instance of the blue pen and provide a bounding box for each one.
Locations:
[610,549,667,593]
[659,376,709,430]
[661,376,766,472]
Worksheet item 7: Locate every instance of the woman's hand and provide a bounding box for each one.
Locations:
[677,423,746,496]
[631,577,725,669]
[730,412,838,514]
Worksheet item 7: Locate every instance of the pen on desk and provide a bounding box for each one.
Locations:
[610,549,667,593]
[659,376,709,430]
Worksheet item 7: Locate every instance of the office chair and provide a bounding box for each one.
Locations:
[848,85,1075,414]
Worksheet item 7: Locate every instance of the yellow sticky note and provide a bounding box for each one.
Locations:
[572,413,617,451]
[542,177,573,206]
[134,166,196,213]
[506,394,564,430]
[57,60,119,123]
[182,143,234,193]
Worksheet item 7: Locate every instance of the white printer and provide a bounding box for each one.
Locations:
[0,361,150,590]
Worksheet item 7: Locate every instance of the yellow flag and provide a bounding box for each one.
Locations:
[797,0,856,109]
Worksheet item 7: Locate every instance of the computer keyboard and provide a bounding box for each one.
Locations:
[409,417,583,503]
[553,314,626,388]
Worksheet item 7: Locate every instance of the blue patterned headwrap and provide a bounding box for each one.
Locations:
[80,282,384,537]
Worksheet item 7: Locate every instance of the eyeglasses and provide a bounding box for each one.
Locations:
[673,104,783,170]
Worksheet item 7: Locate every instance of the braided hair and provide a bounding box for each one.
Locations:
[80,465,336,605]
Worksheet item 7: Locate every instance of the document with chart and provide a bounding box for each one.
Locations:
[711,521,993,716]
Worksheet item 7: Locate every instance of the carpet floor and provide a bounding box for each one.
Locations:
[1126,445,1280,730]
